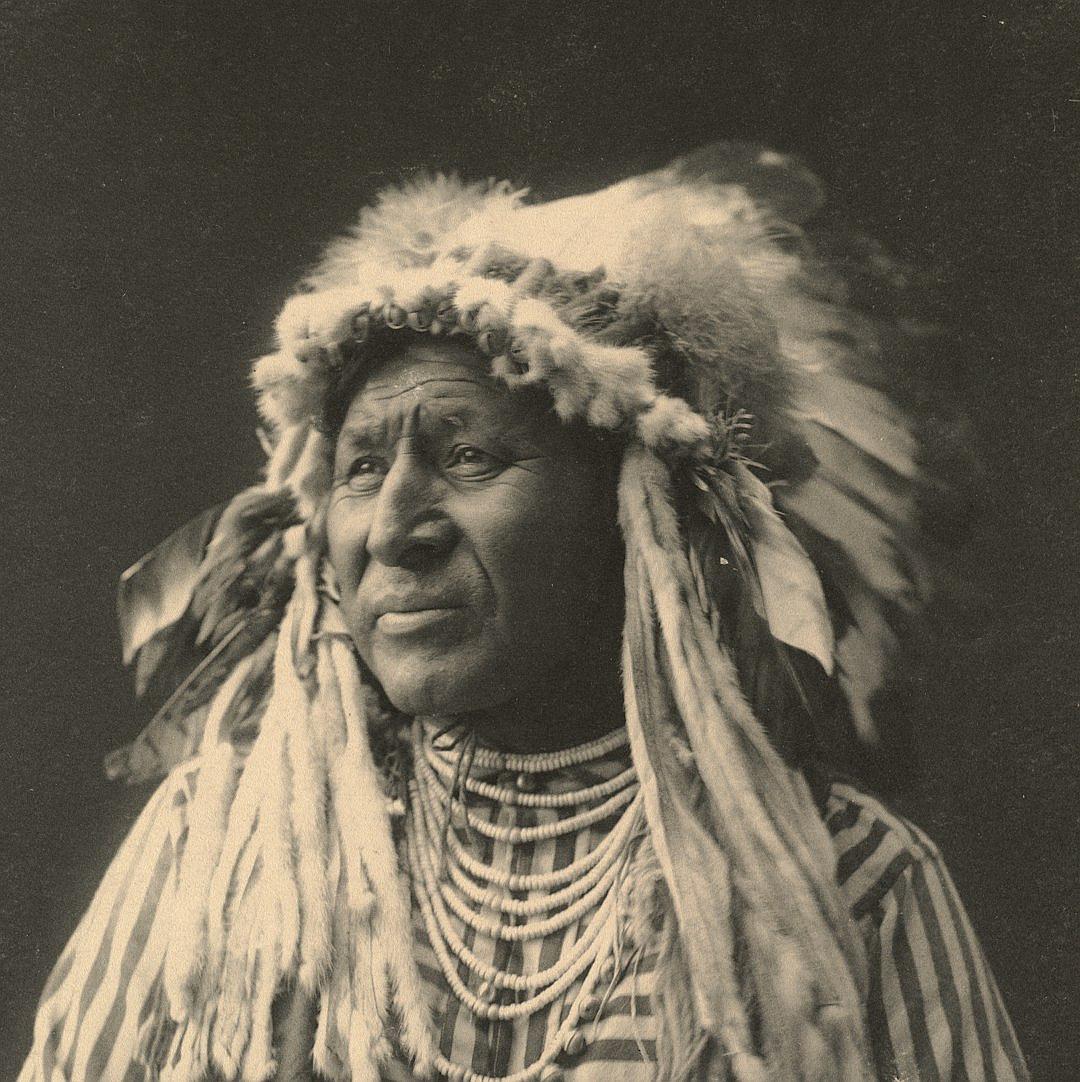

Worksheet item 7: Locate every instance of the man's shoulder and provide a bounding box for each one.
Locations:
[823,779,942,923]
[16,753,211,1082]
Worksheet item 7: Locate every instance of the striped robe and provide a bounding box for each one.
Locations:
[18,752,1028,1081]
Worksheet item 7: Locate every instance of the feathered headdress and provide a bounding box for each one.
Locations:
[109,144,940,1081]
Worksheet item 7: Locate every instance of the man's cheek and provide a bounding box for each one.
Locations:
[326,520,367,595]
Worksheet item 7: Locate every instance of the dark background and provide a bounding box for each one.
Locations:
[1,0,1076,1077]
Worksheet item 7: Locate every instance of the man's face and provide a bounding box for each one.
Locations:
[326,339,623,719]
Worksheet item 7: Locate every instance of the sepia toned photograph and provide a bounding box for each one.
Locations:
[2,2,1075,1079]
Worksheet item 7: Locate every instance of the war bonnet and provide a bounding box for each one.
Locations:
[115,143,931,780]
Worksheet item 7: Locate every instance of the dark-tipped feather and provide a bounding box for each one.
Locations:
[110,487,301,783]
[117,505,224,694]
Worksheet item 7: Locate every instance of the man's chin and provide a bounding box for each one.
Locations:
[372,655,508,719]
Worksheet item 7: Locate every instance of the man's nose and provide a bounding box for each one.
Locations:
[364,445,455,568]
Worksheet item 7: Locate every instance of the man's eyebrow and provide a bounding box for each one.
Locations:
[336,404,473,449]
[336,417,387,449]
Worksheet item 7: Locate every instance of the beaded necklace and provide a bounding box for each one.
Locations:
[406,721,643,1082]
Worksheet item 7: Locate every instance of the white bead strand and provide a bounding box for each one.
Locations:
[415,749,637,845]
[423,738,638,809]
[425,722,629,774]
[404,719,641,1082]
[409,785,631,943]
[405,805,620,994]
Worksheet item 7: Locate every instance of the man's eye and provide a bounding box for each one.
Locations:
[446,445,503,479]
[343,456,388,491]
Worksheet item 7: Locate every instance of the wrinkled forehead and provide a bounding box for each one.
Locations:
[357,340,495,403]
[336,338,555,439]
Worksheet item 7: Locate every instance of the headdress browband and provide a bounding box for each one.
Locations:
[253,249,712,459]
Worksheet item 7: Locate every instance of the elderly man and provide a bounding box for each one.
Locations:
[20,146,1027,1081]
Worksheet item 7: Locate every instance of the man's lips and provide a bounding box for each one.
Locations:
[368,594,466,617]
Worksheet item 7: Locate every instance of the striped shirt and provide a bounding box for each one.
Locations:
[18,753,1028,1081]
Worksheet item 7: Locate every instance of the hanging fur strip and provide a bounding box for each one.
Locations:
[619,444,872,1082]
[147,575,433,1081]
[322,636,435,1077]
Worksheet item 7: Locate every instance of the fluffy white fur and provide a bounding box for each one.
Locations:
[249,164,800,452]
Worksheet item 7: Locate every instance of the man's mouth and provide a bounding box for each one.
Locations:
[375,607,466,634]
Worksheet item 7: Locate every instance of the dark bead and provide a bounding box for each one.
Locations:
[298,345,328,367]
[515,772,539,792]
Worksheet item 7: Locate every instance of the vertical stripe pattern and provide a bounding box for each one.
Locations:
[19,764,1029,1080]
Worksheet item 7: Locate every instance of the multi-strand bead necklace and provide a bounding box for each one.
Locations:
[405,721,644,1082]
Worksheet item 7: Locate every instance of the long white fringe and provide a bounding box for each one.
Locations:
[618,444,873,1082]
